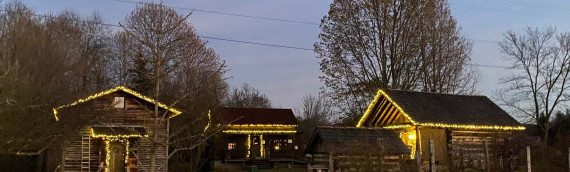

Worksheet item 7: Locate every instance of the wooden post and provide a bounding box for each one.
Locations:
[329,152,334,172]
[416,127,422,172]
[527,146,531,172]
[484,141,489,172]
[429,139,435,172]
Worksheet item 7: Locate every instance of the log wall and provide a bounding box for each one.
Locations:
[61,91,170,172]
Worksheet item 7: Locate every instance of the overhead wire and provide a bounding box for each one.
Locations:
[111,0,320,26]
[0,6,511,69]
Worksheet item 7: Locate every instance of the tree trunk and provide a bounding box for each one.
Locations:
[542,121,550,146]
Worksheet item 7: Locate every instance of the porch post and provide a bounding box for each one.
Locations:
[416,126,422,172]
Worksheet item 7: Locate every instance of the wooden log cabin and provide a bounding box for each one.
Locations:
[305,126,410,172]
[355,89,526,170]
[52,86,181,172]
[213,107,299,168]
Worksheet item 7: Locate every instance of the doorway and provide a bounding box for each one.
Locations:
[108,141,126,172]
[250,135,262,159]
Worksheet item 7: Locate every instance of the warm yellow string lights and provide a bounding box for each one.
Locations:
[246,134,251,158]
[90,128,147,139]
[223,130,297,134]
[399,130,418,159]
[104,140,111,172]
[381,123,525,131]
[203,110,212,132]
[53,85,182,121]
[260,134,264,158]
[124,139,129,164]
[103,138,130,172]
[419,123,525,131]
[356,89,526,131]
[226,124,297,127]
[356,89,417,127]
[382,124,413,129]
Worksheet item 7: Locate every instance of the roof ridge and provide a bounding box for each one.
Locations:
[223,107,293,110]
[381,88,487,97]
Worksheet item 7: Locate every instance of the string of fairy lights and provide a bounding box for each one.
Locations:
[356,89,526,131]
[53,85,182,121]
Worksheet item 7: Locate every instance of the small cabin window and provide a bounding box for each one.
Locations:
[113,97,125,109]
[227,143,236,150]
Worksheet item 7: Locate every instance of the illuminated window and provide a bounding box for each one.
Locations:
[227,143,236,150]
[287,139,293,143]
[113,97,125,109]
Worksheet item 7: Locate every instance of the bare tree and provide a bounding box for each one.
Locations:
[315,0,477,123]
[295,94,334,145]
[296,94,334,125]
[118,3,198,171]
[0,4,115,172]
[498,27,570,145]
[224,83,272,108]
[117,3,228,171]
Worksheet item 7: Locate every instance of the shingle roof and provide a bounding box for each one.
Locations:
[218,107,298,125]
[307,126,409,155]
[382,89,521,126]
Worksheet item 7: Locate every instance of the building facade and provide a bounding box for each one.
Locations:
[53,86,181,172]
[356,89,525,170]
[305,126,410,172]
[213,108,299,168]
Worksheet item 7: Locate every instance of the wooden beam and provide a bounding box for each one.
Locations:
[367,98,387,126]
[375,104,393,126]
[370,98,390,126]
[382,106,400,125]
[378,105,396,125]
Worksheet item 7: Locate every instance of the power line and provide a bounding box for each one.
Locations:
[0,9,511,69]
[467,63,510,69]
[495,0,570,12]
[198,36,313,51]
[449,2,566,20]
[111,0,320,26]
[0,9,315,51]
[113,0,506,45]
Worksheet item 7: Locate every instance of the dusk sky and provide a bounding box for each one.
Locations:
[20,0,570,112]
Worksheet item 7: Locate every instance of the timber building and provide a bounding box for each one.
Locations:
[214,107,300,169]
[305,126,410,171]
[356,89,525,170]
[52,86,180,172]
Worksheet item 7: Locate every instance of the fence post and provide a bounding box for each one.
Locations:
[429,139,435,172]
[329,151,334,172]
[484,141,489,172]
[527,146,531,172]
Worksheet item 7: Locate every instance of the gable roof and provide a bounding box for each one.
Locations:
[306,126,409,155]
[219,107,298,125]
[357,89,524,130]
[53,86,182,121]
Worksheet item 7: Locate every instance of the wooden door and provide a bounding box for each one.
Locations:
[251,136,261,158]
[109,141,126,172]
